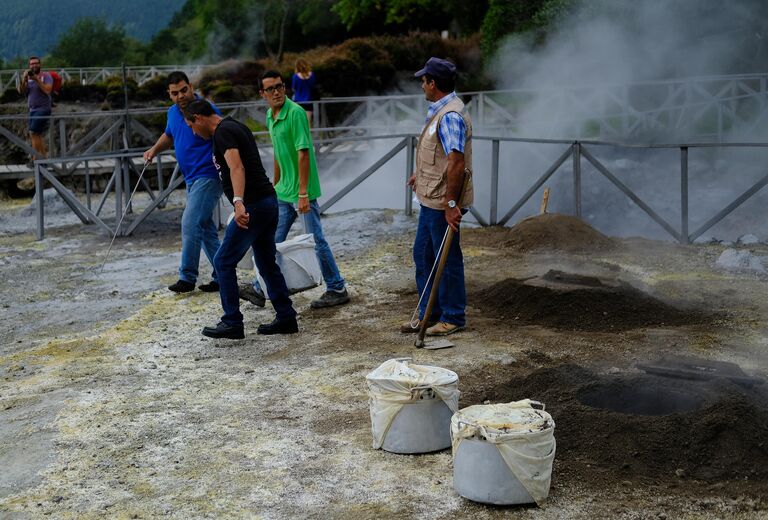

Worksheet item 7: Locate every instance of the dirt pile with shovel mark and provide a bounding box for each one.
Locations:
[489,364,768,484]
[472,270,708,331]
[464,213,615,253]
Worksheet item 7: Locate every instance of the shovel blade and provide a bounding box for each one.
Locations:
[420,338,455,350]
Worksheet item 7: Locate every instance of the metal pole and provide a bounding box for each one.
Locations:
[47,116,54,157]
[59,119,66,155]
[680,147,689,244]
[35,164,44,240]
[123,157,132,215]
[123,63,131,148]
[115,158,123,236]
[572,141,582,217]
[85,160,91,210]
[405,135,415,216]
[490,139,500,225]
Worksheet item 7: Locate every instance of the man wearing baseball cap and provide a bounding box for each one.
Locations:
[403,57,474,337]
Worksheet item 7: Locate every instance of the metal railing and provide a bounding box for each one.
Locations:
[6,72,768,168]
[30,132,768,244]
[0,65,216,91]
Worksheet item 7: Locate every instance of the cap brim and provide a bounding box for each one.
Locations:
[414,68,428,78]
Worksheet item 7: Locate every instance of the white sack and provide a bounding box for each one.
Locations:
[366,358,460,449]
[451,400,556,506]
[256,234,322,295]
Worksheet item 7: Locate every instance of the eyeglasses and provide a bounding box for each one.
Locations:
[169,86,189,96]
[263,83,285,94]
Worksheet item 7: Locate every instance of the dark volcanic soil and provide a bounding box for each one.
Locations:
[463,213,616,253]
[471,272,708,331]
[489,364,768,483]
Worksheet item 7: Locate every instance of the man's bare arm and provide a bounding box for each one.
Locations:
[143,133,173,162]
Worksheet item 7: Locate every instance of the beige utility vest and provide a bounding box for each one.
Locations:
[415,96,474,210]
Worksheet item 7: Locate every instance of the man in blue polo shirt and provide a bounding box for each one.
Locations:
[144,71,223,293]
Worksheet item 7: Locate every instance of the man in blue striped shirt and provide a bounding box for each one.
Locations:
[404,57,475,337]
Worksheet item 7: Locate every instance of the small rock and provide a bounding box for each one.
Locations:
[675,468,686,478]
[147,362,157,369]
[51,496,63,504]
[607,367,621,374]
[737,234,760,245]
[244,369,255,374]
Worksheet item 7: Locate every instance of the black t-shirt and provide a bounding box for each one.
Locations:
[212,118,275,204]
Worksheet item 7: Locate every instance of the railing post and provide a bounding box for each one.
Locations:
[572,141,582,217]
[59,119,67,155]
[47,116,54,157]
[680,146,689,244]
[85,160,91,210]
[115,158,123,236]
[479,92,485,127]
[35,164,44,240]
[405,135,415,216]
[312,101,319,128]
[490,139,499,225]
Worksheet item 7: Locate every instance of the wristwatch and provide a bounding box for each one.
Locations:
[447,200,457,208]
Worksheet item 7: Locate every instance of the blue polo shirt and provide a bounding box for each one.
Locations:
[164,99,222,183]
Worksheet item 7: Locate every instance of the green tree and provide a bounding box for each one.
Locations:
[50,18,136,67]
[480,0,571,58]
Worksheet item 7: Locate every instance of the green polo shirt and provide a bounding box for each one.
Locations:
[266,98,322,203]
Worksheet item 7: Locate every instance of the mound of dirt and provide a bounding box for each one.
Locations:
[472,271,705,331]
[488,364,768,483]
[464,213,615,253]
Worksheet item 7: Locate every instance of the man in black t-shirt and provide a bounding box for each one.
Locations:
[183,99,298,339]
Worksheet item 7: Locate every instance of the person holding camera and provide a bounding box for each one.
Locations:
[17,56,53,167]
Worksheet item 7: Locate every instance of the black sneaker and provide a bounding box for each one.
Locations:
[202,321,245,339]
[257,317,299,335]
[310,289,350,309]
[198,281,220,292]
[169,280,195,293]
[238,283,266,307]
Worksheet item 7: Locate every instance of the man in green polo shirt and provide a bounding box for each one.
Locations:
[239,69,349,309]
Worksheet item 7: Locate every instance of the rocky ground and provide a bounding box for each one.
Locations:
[1,195,767,519]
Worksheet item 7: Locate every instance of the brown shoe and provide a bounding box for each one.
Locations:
[400,319,437,334]
[426,321,465,336]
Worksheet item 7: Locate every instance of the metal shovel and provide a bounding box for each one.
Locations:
[415,170,471,350]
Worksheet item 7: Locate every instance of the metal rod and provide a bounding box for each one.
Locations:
[115,158,123,236]
[319,138,407,213]
[688,171,768,242]
[498,146,573,226]
[85,161,91,210]
[35,164,44,240]
[573,141,582,217]
[95,168,117,216]
[490,139,499,225]
[405,136,415,217]
[581,146,681,241]
[680,147,689,244]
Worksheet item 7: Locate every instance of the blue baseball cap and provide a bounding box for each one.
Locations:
[414,57,457,80]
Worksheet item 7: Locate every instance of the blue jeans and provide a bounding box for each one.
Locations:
[214,195,296,327]
[253,199,345,293]
[413,205,466,327]
[179,176,222,284]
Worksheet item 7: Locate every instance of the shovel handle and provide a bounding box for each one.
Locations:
[416,169,472,348]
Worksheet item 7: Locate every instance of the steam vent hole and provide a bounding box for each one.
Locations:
[578,381,705,416]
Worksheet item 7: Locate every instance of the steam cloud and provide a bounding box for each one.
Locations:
[309,0,768,241]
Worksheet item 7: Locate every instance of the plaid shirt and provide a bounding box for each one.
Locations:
[424,91,466,155]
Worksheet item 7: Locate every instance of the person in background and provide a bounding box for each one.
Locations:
[144,71,222,294]
[291,58,316,126]
[238,70,349,310]
[183,99,299,339]
[17,56,53,167]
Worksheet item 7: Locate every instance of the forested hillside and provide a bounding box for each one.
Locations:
[0,0,185,62]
